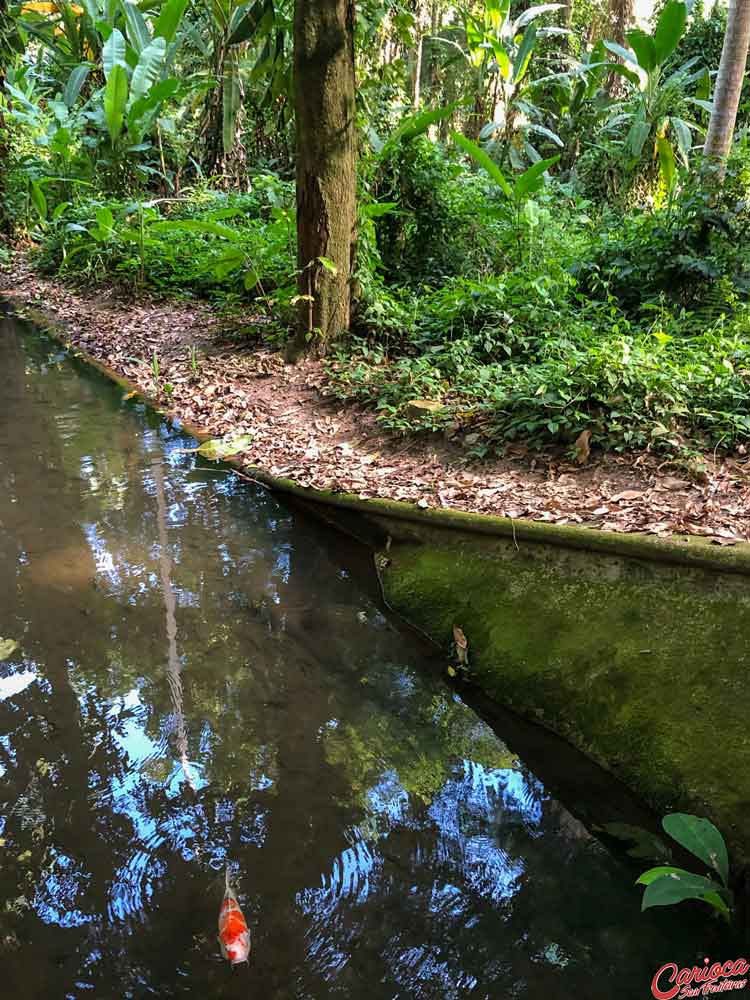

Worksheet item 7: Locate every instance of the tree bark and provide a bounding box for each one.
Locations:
[412,0,426,109]
[287,0,357,361]
[605,0,635,96]
[0,0,11,234]
[704,0,750,171]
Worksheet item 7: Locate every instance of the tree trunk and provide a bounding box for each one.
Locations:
[287,0,357,362]
[704,0,750,171]
[605,0,635,96]
[412,0,426,109]
[0,0,11,234]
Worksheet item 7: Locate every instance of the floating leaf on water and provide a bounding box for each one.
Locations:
[196,433,254,461]
[123,390,138,401]
[0,638,19,661]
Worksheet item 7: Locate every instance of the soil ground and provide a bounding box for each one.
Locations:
[3,259,749,545]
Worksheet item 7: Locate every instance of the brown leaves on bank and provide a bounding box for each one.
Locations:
[2,260,749,548]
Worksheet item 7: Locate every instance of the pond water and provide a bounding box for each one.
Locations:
[0,313,707,998]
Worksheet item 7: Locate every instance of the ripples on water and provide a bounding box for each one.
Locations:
[0,317,705,998]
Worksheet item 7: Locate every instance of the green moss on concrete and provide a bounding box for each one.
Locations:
[381,535,750,860]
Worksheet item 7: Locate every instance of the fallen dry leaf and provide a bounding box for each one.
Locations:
[3,255,750,545]
[611,490,645,502]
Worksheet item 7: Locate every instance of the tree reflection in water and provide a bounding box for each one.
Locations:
[0,316,705,999]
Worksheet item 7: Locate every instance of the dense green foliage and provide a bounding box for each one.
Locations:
[2,0,750,460]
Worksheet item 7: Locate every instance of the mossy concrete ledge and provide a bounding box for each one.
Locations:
[378,532,750,863]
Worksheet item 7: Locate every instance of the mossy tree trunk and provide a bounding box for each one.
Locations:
[287,0,357,362]
[0,0,11,234]
[704,0,750,174]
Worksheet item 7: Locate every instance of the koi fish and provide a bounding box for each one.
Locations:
[218,868,251,965]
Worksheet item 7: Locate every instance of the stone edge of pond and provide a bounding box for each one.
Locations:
[10,298,750,578]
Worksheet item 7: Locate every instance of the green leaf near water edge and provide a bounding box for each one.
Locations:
[662,812,729,887]
[197,433,255,461]
[0,638,19,661]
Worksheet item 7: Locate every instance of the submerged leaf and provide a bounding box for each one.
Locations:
[0,638,19,661]
[197,433,254,461]
[598,822,672,861]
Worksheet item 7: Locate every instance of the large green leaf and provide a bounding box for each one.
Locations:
[122,0,151,53]
[636,865,696,885]
[228,0,268,46]
[626,117,652,157]
[63,64,90,108]
[671,116,693,159]
[103,26,126,79]
[654,0,687,64]
[657,135,677,192]
[641,871,729,916]
[514,154,560,198]
[662,813,729,887]
[602,40,638,67]
[152,0,189,43]
[30,181,47,220]
[513,23,537,84]
[384,102,465,152]
[626,28,657,73]
[452,131,513,200]
[512,3,564,33]
[104,62,128,143]
[602,61,641,88]
[127,76,179,131]
[129,36,166,106]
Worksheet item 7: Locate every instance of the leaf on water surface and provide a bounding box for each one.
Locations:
[574,428,591,465]
[197,433,254,461]
[0,638,19,661]
[123,390,138,401]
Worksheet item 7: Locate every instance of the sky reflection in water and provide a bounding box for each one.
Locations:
[0,316,704,998]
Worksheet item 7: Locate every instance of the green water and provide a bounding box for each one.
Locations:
[0,314,709,998]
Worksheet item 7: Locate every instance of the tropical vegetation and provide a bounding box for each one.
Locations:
[2,0,750,461]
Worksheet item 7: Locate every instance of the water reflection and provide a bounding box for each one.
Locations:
[0,314,704,998]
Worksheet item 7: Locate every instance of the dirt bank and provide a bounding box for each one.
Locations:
[2,257,749,545]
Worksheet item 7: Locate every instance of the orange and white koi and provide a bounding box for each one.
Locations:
[218,868,251,965]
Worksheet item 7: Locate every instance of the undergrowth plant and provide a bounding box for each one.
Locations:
[637,813,732,921]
